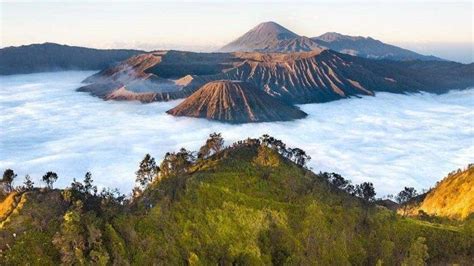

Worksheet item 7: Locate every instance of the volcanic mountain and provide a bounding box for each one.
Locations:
[79,49,474,106]
[218,22,440,61]
[312,32,441,61]
[166,80,307,123]
[218,21,322,53]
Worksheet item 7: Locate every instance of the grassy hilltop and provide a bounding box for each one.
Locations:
[0,135,473,265]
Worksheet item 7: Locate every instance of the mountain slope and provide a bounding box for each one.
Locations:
[0,43,143,75]
[167,80,307,123]
[312,32,441,61]
[79,49,474,107]
[410,165,474,219]
[218,21,322,53]
[219,22,441,61]
[211,50,473,104]
[78,51,241,102]
[1,138,472,264]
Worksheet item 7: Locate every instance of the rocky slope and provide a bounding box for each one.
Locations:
[208,50,474,104]
[78,51,240,102]
[167,80,307,123]
[79,49,474,106]
[408,165,474,219]
[312,32,441,61]
[0,43,143,75]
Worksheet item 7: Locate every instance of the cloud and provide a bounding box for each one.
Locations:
[0,71,473,196]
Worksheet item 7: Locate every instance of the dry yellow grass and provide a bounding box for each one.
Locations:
[415,166,474,219]
[0,192,18,222]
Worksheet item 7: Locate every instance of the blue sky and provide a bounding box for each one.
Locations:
[1,1,472,62]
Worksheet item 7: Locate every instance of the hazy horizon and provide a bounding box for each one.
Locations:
[1,1,472,63]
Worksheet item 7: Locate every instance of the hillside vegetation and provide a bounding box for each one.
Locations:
[0,135,473,265]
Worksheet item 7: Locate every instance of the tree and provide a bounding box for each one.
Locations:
[52,201,86,265]
[83,172,97,195]
[42,171,58,189]
[198,132,224,159]
[160,148,195,177]
[135,154,160,189]
[396,187,418,217]
[71,178,84,193]
[290,148,311,167]
[2,169,17,192]
[254,145,280,168]
[355,182,376,202]
[23,174,34,191]
[402,237,429,266]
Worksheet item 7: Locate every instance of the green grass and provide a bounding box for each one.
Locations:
[1,144,472,265]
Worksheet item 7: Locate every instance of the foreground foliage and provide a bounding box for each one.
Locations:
[0,135,473,265]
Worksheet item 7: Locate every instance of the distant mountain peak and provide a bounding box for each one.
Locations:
[315,32,365,42]
[249,21,299,39]
[218,22,322,53]
[312,32,442,61]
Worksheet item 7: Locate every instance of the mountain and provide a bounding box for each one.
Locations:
[79,49,474,107]
[1,136,472,264]
[199,50,473,104]
[78,51,240,102]
[407,165,474,220]
[312,32,442,61]
[218,22,442,61]
[166,80,307,123]
[0,43,143,75]
[218,21,322,53]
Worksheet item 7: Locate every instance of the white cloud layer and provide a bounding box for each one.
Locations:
[1,71,473,196]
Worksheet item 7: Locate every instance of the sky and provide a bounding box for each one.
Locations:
[0,0,473,62]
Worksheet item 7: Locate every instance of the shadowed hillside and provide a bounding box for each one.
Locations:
[0,43,143,75]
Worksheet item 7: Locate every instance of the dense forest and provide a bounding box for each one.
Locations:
[0,134,473,265]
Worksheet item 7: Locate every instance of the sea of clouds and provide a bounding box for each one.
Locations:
[1,71,473,196]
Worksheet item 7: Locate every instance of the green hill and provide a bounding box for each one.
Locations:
[0,136,473,265]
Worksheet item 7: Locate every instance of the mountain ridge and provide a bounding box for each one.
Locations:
[78,49,474,108]
[0,42,144,75]
[218,21,442,61]
[312,32,442,61]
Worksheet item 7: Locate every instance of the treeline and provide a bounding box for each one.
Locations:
[1,133,422,206]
